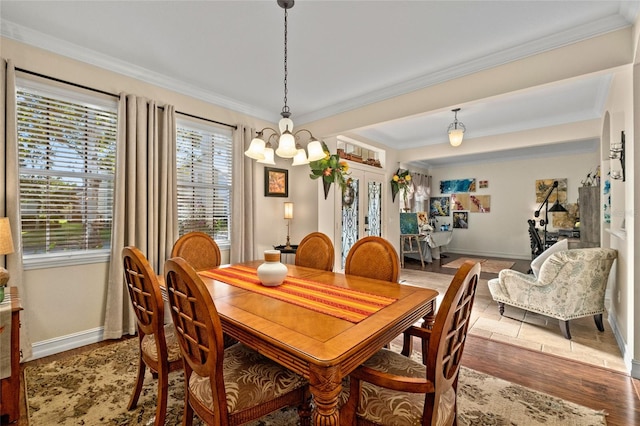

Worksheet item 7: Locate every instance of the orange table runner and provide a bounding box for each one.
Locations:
[199,265,397,323]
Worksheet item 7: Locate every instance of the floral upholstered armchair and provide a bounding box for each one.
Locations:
[487,248,617,339]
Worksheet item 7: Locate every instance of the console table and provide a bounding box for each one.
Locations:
[0,286,22,423]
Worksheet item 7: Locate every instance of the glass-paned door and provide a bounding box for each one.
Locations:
[340,169,385,267]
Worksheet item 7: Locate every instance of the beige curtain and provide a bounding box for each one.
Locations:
[2,59,33,360]
[230,125,255,263]
[103,94,178,339]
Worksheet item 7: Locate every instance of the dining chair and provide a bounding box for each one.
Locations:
[171,232,239,348]
[171,231,221,271]
[164,257,311,426]
[344,236,400,282]
[341,260,481,426]
[295,231,335,271]
[122,246,183,426]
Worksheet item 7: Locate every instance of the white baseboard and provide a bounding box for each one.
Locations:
[607,311,637,378]
[29,327,104,360]
[445,248,531,261]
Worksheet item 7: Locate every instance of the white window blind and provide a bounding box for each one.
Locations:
[16,79,117,265]
[176,119,233,248]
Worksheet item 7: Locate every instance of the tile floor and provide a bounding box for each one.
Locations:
[399,267,627,373]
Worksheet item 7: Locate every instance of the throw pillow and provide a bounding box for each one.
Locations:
[530,239,568,277]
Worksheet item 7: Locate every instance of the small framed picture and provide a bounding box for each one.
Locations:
[264,167,288,197]
[453,211,469,229]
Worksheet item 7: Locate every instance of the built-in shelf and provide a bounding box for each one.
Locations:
[337,136,385,169]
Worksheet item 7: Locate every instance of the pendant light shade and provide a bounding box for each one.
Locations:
[257,143,276,165]
[245,136,266,160]
[306,139,326,161]
[276,130,298,158]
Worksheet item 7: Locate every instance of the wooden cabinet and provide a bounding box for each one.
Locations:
[579,186,600,246]
[0,287,22,424]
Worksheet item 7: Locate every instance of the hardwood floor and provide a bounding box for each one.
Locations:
[10,253,640,425]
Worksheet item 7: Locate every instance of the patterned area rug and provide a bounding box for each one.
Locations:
[442,257,515,274]
[25,338,607,425]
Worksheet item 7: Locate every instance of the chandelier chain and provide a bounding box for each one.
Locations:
[282,7,290,115]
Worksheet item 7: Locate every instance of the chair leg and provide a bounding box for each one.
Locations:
[154,367,169,426]
[401,332,413,357]
[559,320,572,339]
[127,356,146,410]
[183,396,194,426]
[498,302,505,316]
[594,314,605,332]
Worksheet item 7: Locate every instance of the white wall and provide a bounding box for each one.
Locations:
[428,151,599,260]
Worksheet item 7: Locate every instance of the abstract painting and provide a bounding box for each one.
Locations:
[440,178,476,194]
[451,193,491,212]
[535,178,567,203]
[430,196,451,217]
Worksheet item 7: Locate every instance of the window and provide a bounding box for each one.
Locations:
[176,119,232,249]
[16,79,117,267]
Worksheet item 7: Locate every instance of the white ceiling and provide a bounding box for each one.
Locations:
[2,0,639,167]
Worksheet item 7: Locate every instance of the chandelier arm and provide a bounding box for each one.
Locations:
[293,128,315,139]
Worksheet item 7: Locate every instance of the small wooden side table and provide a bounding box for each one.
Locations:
[273,244,298,264]
[0,286,22,424]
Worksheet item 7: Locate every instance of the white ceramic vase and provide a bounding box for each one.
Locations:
[257,250,288,287]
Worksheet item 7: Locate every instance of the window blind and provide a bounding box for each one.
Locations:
[16,82,117,261]
[176,120,233,248]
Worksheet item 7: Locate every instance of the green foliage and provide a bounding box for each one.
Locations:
[308,141,351,191]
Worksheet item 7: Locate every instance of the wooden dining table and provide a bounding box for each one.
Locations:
[187,260,438,425]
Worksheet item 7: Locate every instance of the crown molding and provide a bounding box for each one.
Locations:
[1,12,631,126]
[0,19,276,122]
[295,14,632,125]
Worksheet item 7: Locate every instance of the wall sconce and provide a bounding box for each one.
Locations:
[609,131,625,181]
[283,202,293,249]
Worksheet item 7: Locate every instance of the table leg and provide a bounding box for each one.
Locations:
[309,364,342,426]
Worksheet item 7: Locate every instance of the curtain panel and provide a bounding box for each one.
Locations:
[2,59,33,360]
[103,95,178,339]
[230,125,255,263]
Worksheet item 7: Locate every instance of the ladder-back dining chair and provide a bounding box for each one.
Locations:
[171,231,221,271]
[164,257,311,426]
[295,232,335,271]
[122,246,183,426]
[345,236,400,283]
[341,260,481,426]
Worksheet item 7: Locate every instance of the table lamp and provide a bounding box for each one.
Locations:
[284,202,293,250]
[0,217,15,303]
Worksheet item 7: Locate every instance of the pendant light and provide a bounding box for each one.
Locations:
[244,0,325,165]
[447,108,466,147]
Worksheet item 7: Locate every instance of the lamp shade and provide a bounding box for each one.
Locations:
[284,202,293,219]
[0,218,14,255]
[448,129,464,147]
[548,200,568,212]
[306,140,326,162]
[291,148,309,166]
[257,145,276,165]
[245,136,266,160]
[276,131,298,158]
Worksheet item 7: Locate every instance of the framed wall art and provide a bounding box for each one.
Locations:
[429,196,451,217]
[453,211,469,229]
[264,167,288,197]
